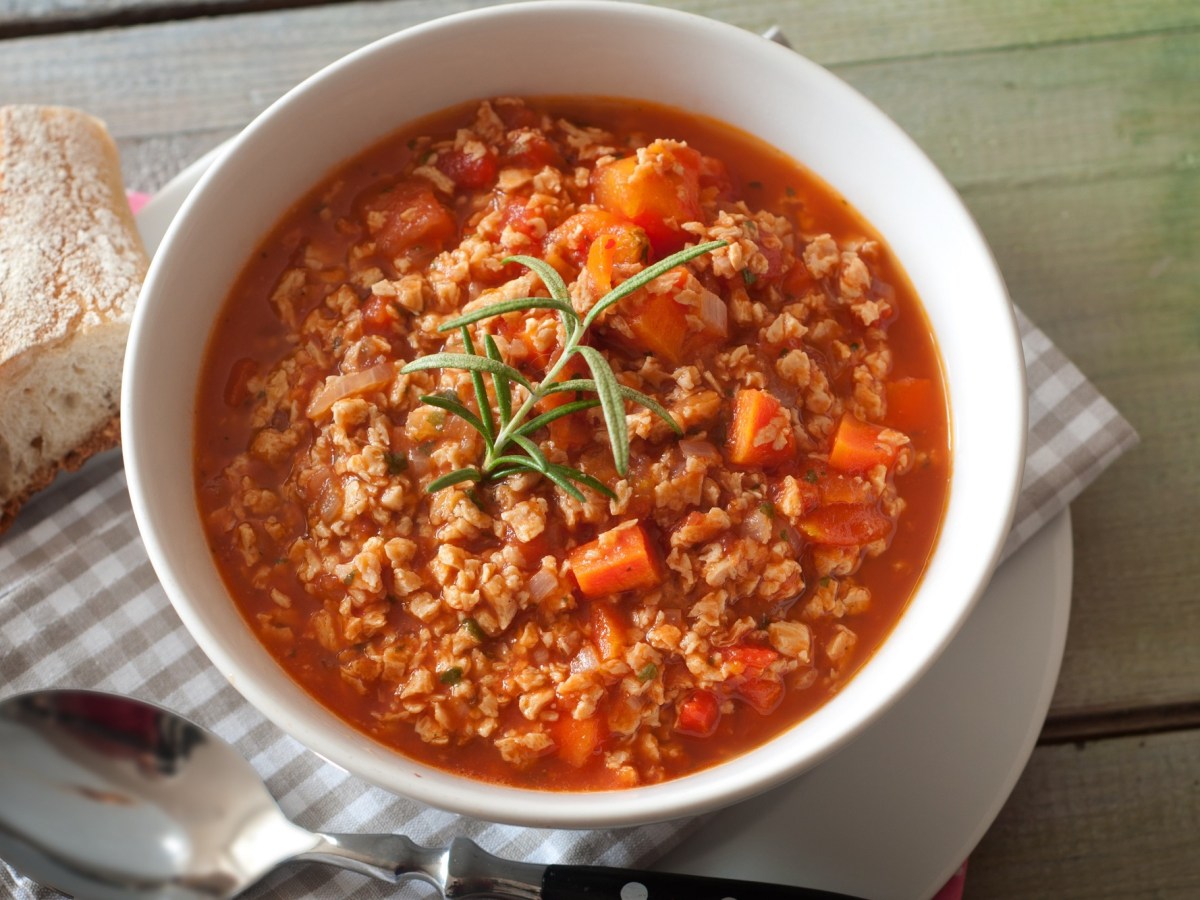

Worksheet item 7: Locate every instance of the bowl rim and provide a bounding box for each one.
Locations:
[123,0,1026,828]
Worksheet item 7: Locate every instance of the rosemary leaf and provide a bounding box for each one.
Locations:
[575,346,629,475]
[550,464,618,501]
[515,397,601,437]
[460,326,495,446]
[401,352,534,391]
[503,255,571,304]
[540,465,587,503]
[438,296,577,332]
[617,385,682,435]
[511,434,550,472]
[426,468,483,491]
[490,454,543,470]
[582,240,727,331]
[540,377,596,396]
[483,333,512,425]
[417,393,486,435]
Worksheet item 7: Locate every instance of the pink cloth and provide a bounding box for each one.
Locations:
[933,862,968,900]
[127,190,151,215]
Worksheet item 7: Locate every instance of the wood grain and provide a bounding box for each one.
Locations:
[964,730,1200,898]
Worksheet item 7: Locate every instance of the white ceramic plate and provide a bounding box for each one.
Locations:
[137,150,1069,900]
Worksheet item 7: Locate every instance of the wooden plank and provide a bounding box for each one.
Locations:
[838,29,1200,191]
[1,4,1194,195]
[964,729,1200,898]
[3,0,1199,62]
[963,167,1200,720]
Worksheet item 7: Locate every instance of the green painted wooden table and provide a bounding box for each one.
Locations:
[2,1,1196,896]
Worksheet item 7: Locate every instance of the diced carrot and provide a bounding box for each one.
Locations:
[373,184,456,259]
[885,377,938,433]
[545,209,642,271]
[435,147,498,189]
[798,504,893,546]
[585,226,647,294]
[827,413,898,473]
[623,284,692,365]
[223,357,257,407]
[727,389,797,468]
[736,677,784,715]
[676,689,720,737]
[590,602,628,660]
[591,141,703,256]
[555,714,602,768]
[569,521,663,598]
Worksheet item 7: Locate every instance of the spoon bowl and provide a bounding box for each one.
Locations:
[0,689,858,899]
[0,690,317,899]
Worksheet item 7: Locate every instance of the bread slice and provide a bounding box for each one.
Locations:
[0,106,149,534]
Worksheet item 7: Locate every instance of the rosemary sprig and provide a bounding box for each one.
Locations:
[400,239,726,500]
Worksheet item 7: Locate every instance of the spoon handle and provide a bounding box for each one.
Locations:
[542,865,860,899]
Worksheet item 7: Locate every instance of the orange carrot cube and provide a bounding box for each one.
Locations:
[727,389,797,468]
[827,414,899,473]
[569,521,662,598]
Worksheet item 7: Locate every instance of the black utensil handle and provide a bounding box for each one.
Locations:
[541,865,861,900]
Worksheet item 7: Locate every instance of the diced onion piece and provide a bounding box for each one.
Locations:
[570,643,601,674]
[679,439,721,461]
[696,290,728,337]
[743,509,774,543]
[306,363,393,419]
[528,569,559,603]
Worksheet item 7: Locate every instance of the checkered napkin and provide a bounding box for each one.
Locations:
[0,301,1137,898]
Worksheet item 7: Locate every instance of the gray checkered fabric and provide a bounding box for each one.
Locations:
[0,307,1135,898]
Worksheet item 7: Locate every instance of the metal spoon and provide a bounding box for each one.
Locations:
[0,689,859,899]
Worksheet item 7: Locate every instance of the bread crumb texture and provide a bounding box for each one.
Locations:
[0,106,148,533]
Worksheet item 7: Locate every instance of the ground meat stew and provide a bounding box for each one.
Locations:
[195,97,950,790]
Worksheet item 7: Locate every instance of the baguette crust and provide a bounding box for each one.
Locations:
[0,106,148,534]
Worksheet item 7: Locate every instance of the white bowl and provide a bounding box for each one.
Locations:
[123,1,1025,828]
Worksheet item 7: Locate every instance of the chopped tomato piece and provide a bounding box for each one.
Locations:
[726,645,780,672]
[435,147,498,189]
[554,714,602,768]
[373,184,456,259]
[569,521,663,598]
[590,602,627,661]
[591,141,703,256]
[697,154,734,200]
[828,414,899,473]
[727,389,797,468]
[223,357,257,407]
[494,101,540,130]
[817,472,874,506]
[737,677,784,715]
[503,130,564,170]
[798,504,893,546]
[885,377,938,433]
[676,689,720,737]
[360,295,395,334]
